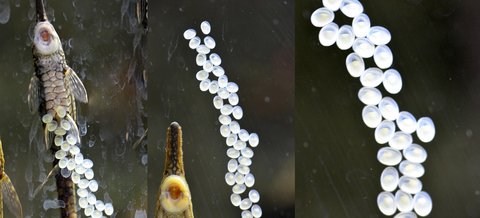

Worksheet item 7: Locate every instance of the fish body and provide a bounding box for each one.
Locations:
[156,122,194,218]
[0,140,23,218]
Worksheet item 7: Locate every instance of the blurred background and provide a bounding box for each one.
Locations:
[0,0,147,217]
[296,0,480,217]
[147,0,294,217]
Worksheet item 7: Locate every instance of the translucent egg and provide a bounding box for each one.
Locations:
[54,136,63,147]
[54,128,66,136]
[235,172,245,184]
[352,13,370,37]
[398,176,422,194]
[42,113,53,124]
[219,115,232,125]
[72,172,81,184]
[374,45,393,69]
[47,120,58,132]
[232,184,246,194]
[221,125,231,137]
[196,45,210,54]
[104,203,114,216]
[78,179,90,189]
[84,205,94,216]
[66,134,77,145]
[323,0,342,11]
[212,66,225,77]
[227,134,238,146]
[234,141,247,151]
[225,172,235,186]
[91,210,102,218]
[61,168,71,178]
[239,129,250,141]
[379,97,400,121]
[55,106,67,118]
[413,191,432,216]
[318,22,339,46]
[345,53,365,77]
[189,36,201,49]
[310,7,334,27]
[395,190,414,212]
[381,167,399,192]
[58,157,68,168]
[61,142,70,151]
[66,159,76,171]
[238,165,250,175]
[374,120,396,144]
[336,25,355,50]
[242,147,254,158]
[217,89,230,101]
[208,80,220,94]
[77,188,88,198]
[87,192,97,205]
[399,160,424,178]
[70,145,80,155]
[82,159,94,169]
[358,87,382,105]
[94,202,106,214]
[232,106,243,120]
[383,69,402,94]
[229,121,240,134]
[340,0,363,18]
[403,144,427,164]
[89,180,99,192]
[203,60,214,72]
[196,70,209,81]
[251,204,262,218]
[242,210,253,218]
[353,37,375,58]
[396,111,417,134]
[227,82,239,93]
[416,117,435,143]
[228,159,239,172]
[360,67,384,88]
[75,153,84,164]
[238,156,252,166]
[377,147,402,166]
[368,26,392,45]
[204,36,216,49]
[249,133,259,147]
[75,165,87,175]
[183,29,196,40]
[377,191,396,216]
[362,105,382,128]
[228,93,240,105]
[245,173,255,187]
[199,79,211,91]
[227,148,240,159]
[79,197,89,208]
[240,198,253,210]
[231,193,242,206]
[213,96,224,109]
[201,21,211,34]
[394,211,418,218]
[388,131,412,150]
[249,189,260,203]
[218,75,228,88]
[210,53,222,66]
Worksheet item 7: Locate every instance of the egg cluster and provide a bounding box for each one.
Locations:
[311,0,435,217]
[183,21,262,218]
[42,106,114,217]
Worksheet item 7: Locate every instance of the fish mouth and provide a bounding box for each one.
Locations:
[36,0,47,22]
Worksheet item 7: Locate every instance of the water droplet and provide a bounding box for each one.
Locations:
[318,22,339,46]
[310,7,334,27]
[377,147,402,166]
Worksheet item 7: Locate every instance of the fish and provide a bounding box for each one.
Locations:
[0,140,22,218]
[28,0,87,217]
[156,122,194,218]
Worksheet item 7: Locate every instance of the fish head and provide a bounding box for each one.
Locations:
[33,21,62,55]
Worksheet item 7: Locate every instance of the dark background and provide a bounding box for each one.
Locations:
[147,0,295,217]
[296,0,480,217]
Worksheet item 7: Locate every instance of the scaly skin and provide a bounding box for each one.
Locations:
[0,140,23,218]
[156,122,194,218]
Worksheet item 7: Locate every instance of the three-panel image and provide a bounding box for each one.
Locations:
[0,0,478,217]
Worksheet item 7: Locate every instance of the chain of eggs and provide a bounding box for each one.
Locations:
[311,0,435,217]
[183,21,262,218]
[42,106,114,217]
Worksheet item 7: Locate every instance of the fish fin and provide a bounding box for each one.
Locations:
[1,174,23,218]
[65,67,88,103]
[65,114,80,144]
[27,75,41,114]
[44,127,54,151]
[32,165,59,198]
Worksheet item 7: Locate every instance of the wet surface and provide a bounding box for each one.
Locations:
[296,0,480,217]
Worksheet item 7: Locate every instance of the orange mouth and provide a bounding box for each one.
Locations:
[168,185,181,200]
[40,29,50,42]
